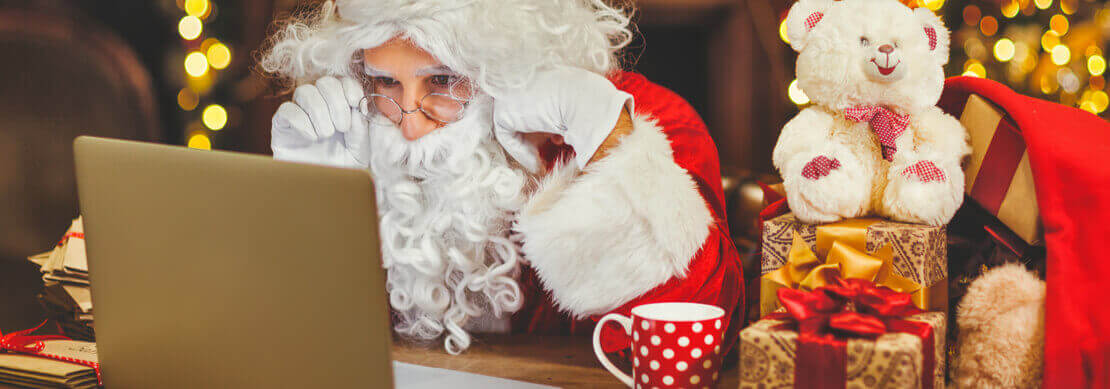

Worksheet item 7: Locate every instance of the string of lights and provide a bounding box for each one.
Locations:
[174,0,231,150]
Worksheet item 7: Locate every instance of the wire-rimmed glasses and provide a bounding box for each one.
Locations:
[353,64,474,124]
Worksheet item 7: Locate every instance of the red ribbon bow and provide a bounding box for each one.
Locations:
[768,278,935,389]
[844,105,911,161]
[0,321,101,385]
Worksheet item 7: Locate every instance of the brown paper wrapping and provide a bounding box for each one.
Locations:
[738,311,947,389]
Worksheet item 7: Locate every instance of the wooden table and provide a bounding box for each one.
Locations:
[392,334,739,388]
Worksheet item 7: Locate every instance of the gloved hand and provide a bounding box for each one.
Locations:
[493,66,633,173]
[271,76,369,168]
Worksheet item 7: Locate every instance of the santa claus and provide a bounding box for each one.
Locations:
[260,0,743,356]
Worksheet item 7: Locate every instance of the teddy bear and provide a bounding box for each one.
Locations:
[774,0,971,226]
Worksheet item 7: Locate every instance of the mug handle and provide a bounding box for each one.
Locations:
[592,313,634,387]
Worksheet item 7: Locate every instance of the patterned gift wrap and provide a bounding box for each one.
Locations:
[760,214,948,315]
[738,311,947,389]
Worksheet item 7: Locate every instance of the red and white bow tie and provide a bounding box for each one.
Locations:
[844,105,910,161]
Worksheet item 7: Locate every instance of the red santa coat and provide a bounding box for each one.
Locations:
[510,71,745,354]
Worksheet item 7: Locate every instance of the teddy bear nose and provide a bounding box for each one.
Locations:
[879,44,894,54]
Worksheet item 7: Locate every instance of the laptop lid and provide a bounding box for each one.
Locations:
[73,136,391,388]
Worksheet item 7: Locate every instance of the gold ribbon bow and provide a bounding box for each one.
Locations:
[760,218,946,317]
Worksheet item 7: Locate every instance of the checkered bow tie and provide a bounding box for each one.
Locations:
[844,105,910,161]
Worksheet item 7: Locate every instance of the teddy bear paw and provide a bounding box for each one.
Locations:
[881,160,962,225]
[783,152,871,224]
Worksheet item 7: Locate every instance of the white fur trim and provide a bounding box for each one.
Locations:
[514,114,713,318]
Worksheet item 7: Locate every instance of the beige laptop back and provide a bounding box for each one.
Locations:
[73,136,392,388]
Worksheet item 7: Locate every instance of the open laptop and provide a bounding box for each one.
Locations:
[73,136,392,388]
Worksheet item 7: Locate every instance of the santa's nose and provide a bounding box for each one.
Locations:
[879,44,894,54]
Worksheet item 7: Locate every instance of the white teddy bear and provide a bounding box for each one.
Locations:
[774,0,971,226]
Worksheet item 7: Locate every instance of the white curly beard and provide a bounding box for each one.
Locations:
[366,96,529,354]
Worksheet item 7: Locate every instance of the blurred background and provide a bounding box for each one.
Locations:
[1,0,1107,330]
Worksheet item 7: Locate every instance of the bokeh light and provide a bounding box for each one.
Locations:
[979,16,998,36]
[788,79,809,105]
[1061,0,1078,15]
[1090,56,1107,76]
[177,16,202,40]
[207,43,231,69]
[184,52,209,77]
[1051,45,1071,65]
[202,104,228,130]
[1050,15,1069,35]
[963,5,981,26]
[1033,0,1052,10]
[1001,0,1020,18]
[1041,31,1060,52]
[922,0,944,11]
[187,133,212,150]
[994,39,1015,62]
[779,19,789,44]
[963,60,987,78]
[184,0,209,19]
[177,89,199,111]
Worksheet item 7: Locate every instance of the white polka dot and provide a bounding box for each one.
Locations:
[704,334,714,345]
[663,376,674,385]
[713,372,719,380]
[663,348,675,359]
[634,357,639,367]
[664,323,675,333]
[651,335,661,346]
[714,345,721,354]
[642,374,649,383]
[703,360,712,369]
[642,320,650,331]
[691,348,702,358]
[715,319,722,329]
[678,336,690,347]
[633,331,639,341]
[650,360,660,370]
[690,375,701,384]
[692,322,703,333]
[676,361,688,371]
[640,346,648,356]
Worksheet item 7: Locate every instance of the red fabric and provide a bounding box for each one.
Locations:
[511,71,745,356]
[902,161,946,182]
[939,76,1110,389]
[802,156,841,180]
[844,105,911,161]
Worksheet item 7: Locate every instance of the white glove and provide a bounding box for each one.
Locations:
[271,76,369,168]
[493,66,633,173]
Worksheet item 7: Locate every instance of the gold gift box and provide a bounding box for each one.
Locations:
[760,214,948,316]
[738,311,947,389]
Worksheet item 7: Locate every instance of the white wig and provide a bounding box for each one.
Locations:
[259,0,634,98]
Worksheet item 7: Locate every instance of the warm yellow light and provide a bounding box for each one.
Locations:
[1092,90,1109,113]
[1001,0,1020,18]
[184,52,208,77]
[177,16,202,40]
[1052,45,1071,65]
[177,89,199,111]
[779,19,790,44]
[187,133,211,150]
[923,0,945,11]
[980,16,998,36]
[994,39,1016,62]
[964,61,987,78]
[1050,15,1069,35]
[788,79,810,105]
[1034,0,1052,10]
[184,0,209,18]
[1040,75,1059,94]
[1089,55,1107,76]
[202,104,228,130]
[1041,31,1060,52]
[207,43,231,69]
[1061,0,1077,14]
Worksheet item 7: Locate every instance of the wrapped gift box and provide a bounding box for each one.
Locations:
[760,214,947,316]
[738,311,947,389]
[956,94,1042,246]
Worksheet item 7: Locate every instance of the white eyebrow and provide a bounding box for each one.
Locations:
[415,65,457,77]
[362,63,392,77]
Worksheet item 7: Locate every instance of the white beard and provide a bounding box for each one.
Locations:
[366,96,530,354]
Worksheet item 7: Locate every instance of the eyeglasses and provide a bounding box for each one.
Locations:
[354,69,474,124]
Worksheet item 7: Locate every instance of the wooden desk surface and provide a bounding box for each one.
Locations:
[392,334,739,388]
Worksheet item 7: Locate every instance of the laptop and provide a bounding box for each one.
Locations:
[73,136,392,388]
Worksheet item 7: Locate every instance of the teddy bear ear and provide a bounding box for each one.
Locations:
[784,0,836,52]
[914,8,951,64]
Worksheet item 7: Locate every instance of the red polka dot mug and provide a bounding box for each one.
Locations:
[592,302,726,388]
